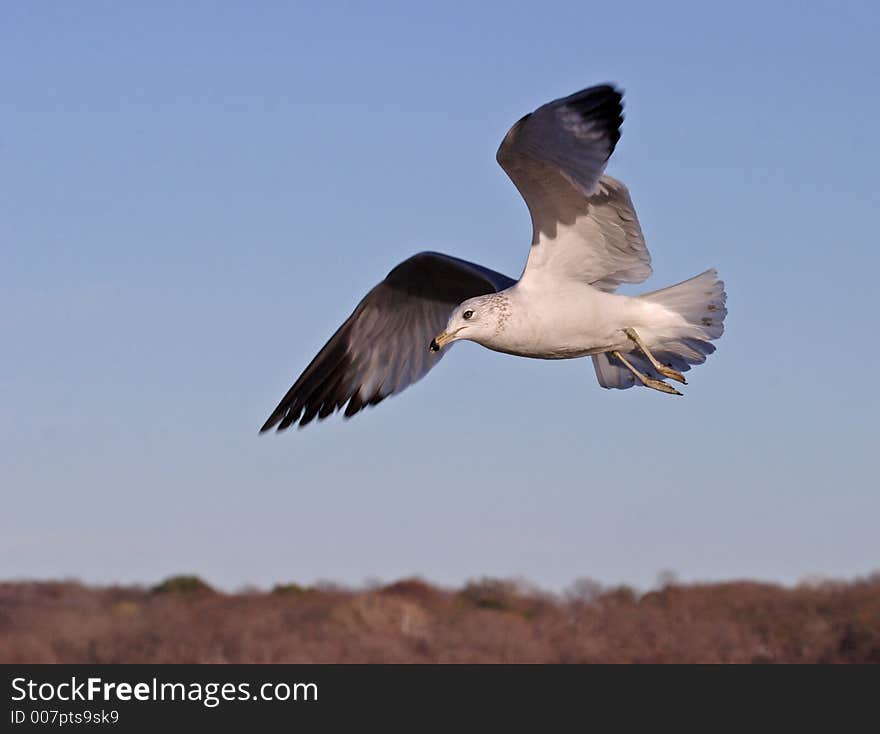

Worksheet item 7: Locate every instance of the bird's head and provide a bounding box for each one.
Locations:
[430,294,507,352]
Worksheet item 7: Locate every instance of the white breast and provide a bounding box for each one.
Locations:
[480,280,638,359]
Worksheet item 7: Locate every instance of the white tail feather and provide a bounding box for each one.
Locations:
[592,269,727,389]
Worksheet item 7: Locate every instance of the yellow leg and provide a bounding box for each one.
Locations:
[612,350,683,396]
[624,327,687,384]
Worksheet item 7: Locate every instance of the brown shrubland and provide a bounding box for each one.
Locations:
[1,574,878,663]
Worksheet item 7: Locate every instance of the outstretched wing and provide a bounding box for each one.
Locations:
[497,84,652,291]
[261,252,515,431]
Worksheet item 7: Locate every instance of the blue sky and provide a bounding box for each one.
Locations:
[2,1,878,592]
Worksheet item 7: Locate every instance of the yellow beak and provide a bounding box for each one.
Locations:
[429,331,455,352]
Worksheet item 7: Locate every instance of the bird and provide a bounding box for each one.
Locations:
[261,83,726,432]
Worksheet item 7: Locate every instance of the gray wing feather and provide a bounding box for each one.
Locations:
[497,85,652,291]
[261,251,514,431]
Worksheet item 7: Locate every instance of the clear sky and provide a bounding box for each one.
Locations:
[3,1,878,592]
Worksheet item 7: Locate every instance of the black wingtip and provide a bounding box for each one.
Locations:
[562,83,624,154]
[259,416,279,434]
[260,404,294,433]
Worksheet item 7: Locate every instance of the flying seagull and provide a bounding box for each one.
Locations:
[261,83,726,432]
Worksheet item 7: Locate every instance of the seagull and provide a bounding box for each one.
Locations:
[261,83,726,432]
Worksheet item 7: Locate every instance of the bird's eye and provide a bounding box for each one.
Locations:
[463,310,474,320]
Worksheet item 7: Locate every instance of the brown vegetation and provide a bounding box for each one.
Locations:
[1,575,878,663]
